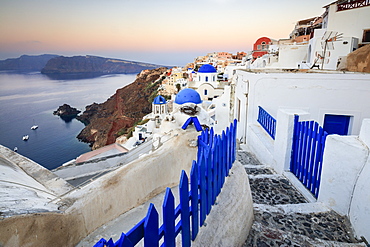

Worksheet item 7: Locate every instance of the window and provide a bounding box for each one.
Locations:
[363,29,370,43]
[205,76,208,82]
[323,114,351,135]
[204,89,208,95]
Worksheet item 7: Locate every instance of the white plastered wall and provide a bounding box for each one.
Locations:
[326,4,370,42]
[237,70,370,137]
[318,119,370,240]
[267,43,309,69]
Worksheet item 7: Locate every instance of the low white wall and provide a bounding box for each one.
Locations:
[349,155,370,241]
[0,129,199,247]
[273,109,310,174]
[349,119,370,240]
[318,119,370,240]
[246,123,274,167]
[65,129,199,240]
[318,135,368,215]
[192,162,254,247]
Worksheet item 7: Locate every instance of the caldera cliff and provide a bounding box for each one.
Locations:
[76,67,168,150]
[41,55,163,74]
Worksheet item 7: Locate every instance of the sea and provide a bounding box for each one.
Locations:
[0,71,137,170]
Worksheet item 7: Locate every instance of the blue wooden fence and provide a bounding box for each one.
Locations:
[290,115,328,198]
[257,106,276,139]
[94,119,237,247]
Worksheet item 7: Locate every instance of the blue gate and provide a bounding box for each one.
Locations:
[290,115,328,198]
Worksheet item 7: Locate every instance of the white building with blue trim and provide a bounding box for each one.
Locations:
[188,64,226,101]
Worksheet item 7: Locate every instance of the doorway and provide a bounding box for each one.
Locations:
[323,114,351,135]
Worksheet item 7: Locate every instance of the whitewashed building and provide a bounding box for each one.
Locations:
[188,64,224,101]
[252,0,370,70]
[230,68,370,240]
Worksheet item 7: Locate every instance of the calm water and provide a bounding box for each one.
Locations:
[0,72,137,170]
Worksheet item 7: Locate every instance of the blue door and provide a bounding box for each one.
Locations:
[323,114,351,135]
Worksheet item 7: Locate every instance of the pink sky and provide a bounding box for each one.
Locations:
[0,0,328,66]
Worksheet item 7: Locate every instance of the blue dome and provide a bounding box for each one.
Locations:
[198,64,217,73]
[175,88,202,105]
[153,95,166,104]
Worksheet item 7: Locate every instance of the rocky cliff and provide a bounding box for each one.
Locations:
[346,44,370,73]
[41,55,163,74]
[0,54,58,71]
[76,67,168,149]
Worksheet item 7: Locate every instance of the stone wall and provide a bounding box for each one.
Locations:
[192,162,254,247]
[0,129,198,246]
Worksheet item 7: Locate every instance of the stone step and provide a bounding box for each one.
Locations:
[237,149,364,246]
[248,176,308,205]
[237,151,263,166]
[244,220,365,247]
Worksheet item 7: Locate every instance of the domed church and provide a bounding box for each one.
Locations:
[189,64,224,101]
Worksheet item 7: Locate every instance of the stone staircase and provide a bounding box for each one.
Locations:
[237,150,366,247]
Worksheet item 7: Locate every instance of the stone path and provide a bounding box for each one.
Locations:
[237,150,365,247]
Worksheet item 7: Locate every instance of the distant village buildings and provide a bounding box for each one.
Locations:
[250,0,370,71]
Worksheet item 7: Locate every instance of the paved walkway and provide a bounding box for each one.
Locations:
[237,150,365,247]
[76,187,180,247]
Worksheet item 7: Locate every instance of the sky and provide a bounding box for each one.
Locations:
[0,0,328,66]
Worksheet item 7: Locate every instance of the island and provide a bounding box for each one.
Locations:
[53,104,81,122]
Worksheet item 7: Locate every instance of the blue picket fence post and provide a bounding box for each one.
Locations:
[94,120,238,247]
[117,233,134,247]
[199,149,207,226]
[144,204,158,247]
[190,161,199,241]
[179,171,191,247]
[163,188,176,247]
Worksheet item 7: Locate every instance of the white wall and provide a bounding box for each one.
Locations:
[317,119,370,240]
[234,70,370,140]
[267,43,308,69]
[197,83,215,100]
[197,72,217,83]
[349,119,370,240]
[213,85,232,134]
[318,135,368,215]
[326,4,370,43]
[233,72,249,143]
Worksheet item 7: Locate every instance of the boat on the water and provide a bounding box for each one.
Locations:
[14,147,18,152]
[22,135,29,141]
[31,125,38,130]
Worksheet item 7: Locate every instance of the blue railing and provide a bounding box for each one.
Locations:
[290,115,328,198]
[257,106,276,139]
[94,120,237,247]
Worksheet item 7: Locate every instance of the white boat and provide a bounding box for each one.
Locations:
[31,125,38,130]
[22,135,29,141]
[14,147,18,152]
